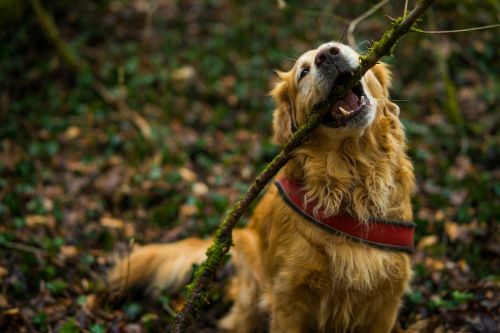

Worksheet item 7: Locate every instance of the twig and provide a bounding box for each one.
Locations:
[2,241,49,257]
[416,23,500,34]
[163,303,178,317]
[29,0,153,141]
[347,0,389,48]
[427,10,468,154]
[170,0,435,331]
[29,0,85,72]
[93,82,153,140]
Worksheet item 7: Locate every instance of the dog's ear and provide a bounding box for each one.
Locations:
[271,72,294,145]
[385,100,400,117]
[371,63,393,96]
[372,63,400,117]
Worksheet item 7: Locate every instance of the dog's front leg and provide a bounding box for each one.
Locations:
[268,288,313,333]
[366,300,401,333]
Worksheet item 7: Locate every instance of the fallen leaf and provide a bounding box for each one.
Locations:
[424,257,445,271]
[3,308,19,315]
[100,217,124,229]
[0,295,8,308]
[0,266,8,278]
[180,204,197,218]
[82,294,97,313]
[444,222,459,241]
[124,323,143,333]
[178,167,197,182]
[64,126,81,140]
[449,190,468,206]
[192,182,209,197]
[417,235,438,249]
[171,66,195,82]
[60,245,78,259]
[25,215,56,229]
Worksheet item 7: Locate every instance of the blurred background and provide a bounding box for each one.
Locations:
[0,0,498,332]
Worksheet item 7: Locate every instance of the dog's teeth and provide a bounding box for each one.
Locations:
[339,107,350,116]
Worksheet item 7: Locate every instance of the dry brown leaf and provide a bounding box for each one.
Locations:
[417,235,438,249]
[64,126,81,140]
[0,295,8,308]
[65,160,98,174]
[193,182,209,197]
[458,259,470,273]
[82,294,97,313]
[3,308,19,315]
[171,297,186,313]
[0,266,8,278]
[100,217,124,229]
[25,215,56,229]
[405,318,430,332]
[60,245,78,259]
[124,223,136,238]
[433,325,445,333]
[424,257,445,271]
[445,222,459,241]
[178,167,197,182]
[434,210,445,222]
[124,323,143,333]
[171,66,195,82]
[449,190,468,206]
[180,204,197,218]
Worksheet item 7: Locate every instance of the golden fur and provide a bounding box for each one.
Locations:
[109,42,415,333]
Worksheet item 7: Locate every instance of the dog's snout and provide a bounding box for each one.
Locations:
[314,46,341,67]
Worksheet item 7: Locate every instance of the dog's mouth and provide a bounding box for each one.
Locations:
[322,73,370,128]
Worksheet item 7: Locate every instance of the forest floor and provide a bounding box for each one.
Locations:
[0,1,498,332]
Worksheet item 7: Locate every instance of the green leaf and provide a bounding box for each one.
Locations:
[407,291,423,304]
[451,290,474,303]
[76,295,87,306]
[60,318,79,333]
[123,302,143,321]
[32,312,48,331]
[47,279,67,296]
[89,324,106,333]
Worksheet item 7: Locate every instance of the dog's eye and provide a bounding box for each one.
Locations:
[299,67,310,81]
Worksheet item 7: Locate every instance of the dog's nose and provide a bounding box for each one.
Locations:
[315,46,340,67]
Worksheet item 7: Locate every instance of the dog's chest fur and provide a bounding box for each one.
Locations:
[248,185,411,332]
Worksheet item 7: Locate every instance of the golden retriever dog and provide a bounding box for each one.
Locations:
[109,41,415,333]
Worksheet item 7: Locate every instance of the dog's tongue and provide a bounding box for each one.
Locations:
[332,90,359,111]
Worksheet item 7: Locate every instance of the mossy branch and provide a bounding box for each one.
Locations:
[170,0,435,331]
[30,0,85,72]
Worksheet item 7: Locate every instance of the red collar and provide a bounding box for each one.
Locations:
[275,176,415,253]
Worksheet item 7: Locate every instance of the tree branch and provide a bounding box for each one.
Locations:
[416,23,500,34]
[170,0,435,331]
[347,0,389,48]
[29,0,153,141]
[30,0,85,72]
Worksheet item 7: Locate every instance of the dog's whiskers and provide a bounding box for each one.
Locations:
[374,98,410,102]
[355,40,371,51]
[282,55,297,62]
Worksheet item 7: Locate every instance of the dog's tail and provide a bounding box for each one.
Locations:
[108,237,211,295]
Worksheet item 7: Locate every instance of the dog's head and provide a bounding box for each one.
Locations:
[272,42,400,145]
